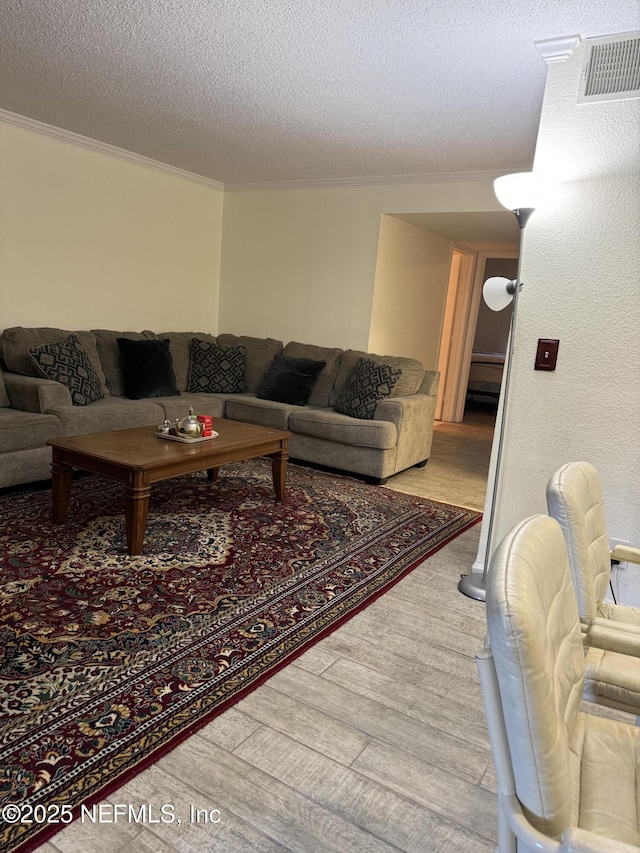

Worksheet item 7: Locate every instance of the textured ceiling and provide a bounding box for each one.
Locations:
[1,1,638,185]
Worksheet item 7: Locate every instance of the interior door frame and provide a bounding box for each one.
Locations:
[451,250,518,422]
[436,246,477,422]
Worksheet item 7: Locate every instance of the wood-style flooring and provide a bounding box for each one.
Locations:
[34,408,499,853]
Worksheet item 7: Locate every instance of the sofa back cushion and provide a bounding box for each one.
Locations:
[1,327,108,394]
[216,334,283,393]
[282,341,343,407]
[92,330,157,397]
[331,349,424,404]
[159,331,217,392]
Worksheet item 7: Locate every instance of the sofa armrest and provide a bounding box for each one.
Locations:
[3,372,72,413]
[374,392,438,470]
[418,369,439,397]
[374,393,436,431]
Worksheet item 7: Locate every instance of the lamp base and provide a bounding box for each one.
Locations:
[457,572,487,602]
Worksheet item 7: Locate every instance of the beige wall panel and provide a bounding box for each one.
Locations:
[219,180,500,351]
[0,122,223,333]
[369,215,452,369]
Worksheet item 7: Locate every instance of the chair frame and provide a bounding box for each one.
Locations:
[476,647,640,853]
[477,648,562,853]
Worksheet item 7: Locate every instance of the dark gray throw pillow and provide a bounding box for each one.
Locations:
[257,354,326,406]
[116,337,180,399]
[29,333,104,406]
[334,357,403,420]
[187,340,246,394]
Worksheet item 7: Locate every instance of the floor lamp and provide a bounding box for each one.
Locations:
[458,172,538,601]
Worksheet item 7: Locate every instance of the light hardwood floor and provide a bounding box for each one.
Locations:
[34,409,499,853]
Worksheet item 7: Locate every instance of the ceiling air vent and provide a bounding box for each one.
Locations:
[578,31,640,104]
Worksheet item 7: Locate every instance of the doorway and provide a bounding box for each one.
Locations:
[438,250,518,424]
[464,256,517,418]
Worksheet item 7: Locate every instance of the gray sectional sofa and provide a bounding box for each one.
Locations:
[0,327,439,489]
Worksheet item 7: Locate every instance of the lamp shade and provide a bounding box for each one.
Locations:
[493,172,539,212]
[483,277,516,312]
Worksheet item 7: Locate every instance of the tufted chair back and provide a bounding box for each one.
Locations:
[486,514,586,839]
[546,461,611,623]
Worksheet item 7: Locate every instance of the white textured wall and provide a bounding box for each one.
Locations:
[0,122,223,333]
[369,216,452,368]
[219,180,501,350]
[477,41,640,602]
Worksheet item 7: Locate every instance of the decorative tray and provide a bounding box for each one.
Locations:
[157,431,219,444]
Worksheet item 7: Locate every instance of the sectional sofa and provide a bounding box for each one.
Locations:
[0,327,439,490]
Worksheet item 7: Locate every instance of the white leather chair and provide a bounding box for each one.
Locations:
[480,514,640,852]
[546,461,640,647]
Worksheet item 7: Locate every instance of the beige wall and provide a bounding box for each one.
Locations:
[219,180,502,350]
[369,215,452,368]
[0,122,223,333]
[475,41,640,600]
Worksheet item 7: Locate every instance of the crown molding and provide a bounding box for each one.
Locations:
[0,108,224,190]
[225,169,506,191]
[0,108,511,192]
[535,35,581,65]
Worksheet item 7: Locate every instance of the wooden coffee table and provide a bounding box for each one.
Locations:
[47,419,292,555]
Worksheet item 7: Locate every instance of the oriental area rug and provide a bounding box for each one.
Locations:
[0,459,479,852]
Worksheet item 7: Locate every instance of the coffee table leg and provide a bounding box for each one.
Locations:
[125,485,151,555]
[271,441,289,502]
[207,467,219,483]
[51,451,73,523]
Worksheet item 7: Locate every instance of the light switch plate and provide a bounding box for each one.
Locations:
[535,339,559,371]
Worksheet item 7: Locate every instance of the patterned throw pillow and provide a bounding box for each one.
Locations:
[187,340,246,394]
[29,334,104,406]
[334,358,403,420]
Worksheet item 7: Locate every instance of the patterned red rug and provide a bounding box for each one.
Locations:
[0,459,479,852]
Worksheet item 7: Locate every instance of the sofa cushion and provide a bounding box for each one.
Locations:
[92,329,157,396]
[187,340,246,394]
[257,354,326,406]
[282,342,343,407]
[225,395,294,430]
[288,406,397,450]
[0,408,63,453]
[334,358,402,420]
[1,327,108,393]
[155,393,225,423]
[159,332,217,391]
[217,334,283,393]
[29,334,104,406]
[0,371,10,408]
[331,349,424,403]
[47,396,164,436]
[116,338,180,400]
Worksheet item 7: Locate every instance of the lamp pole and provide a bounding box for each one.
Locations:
[457,188,536,601]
